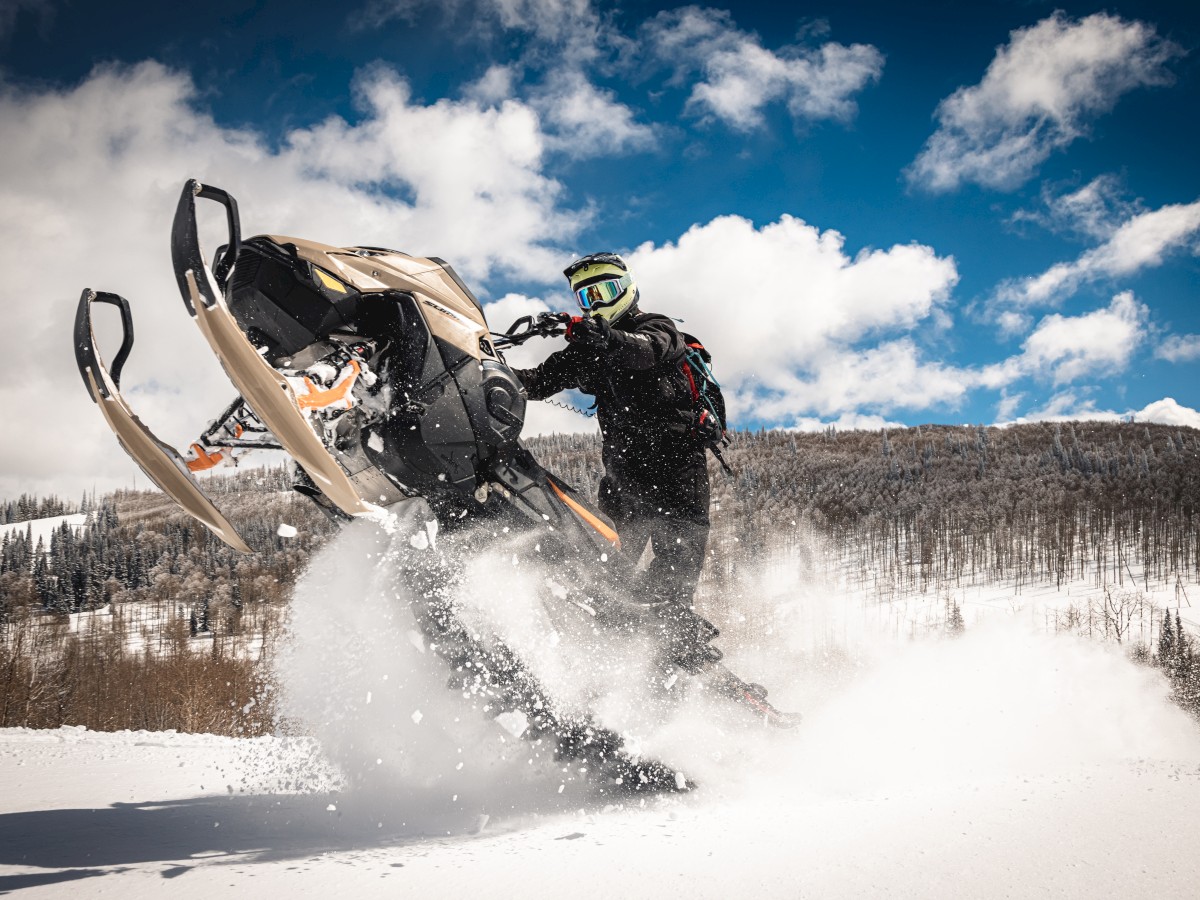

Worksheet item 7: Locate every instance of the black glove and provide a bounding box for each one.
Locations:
[566,315,612,351]
[694,409,724,444]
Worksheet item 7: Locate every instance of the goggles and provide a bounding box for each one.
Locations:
[575,274,632,311]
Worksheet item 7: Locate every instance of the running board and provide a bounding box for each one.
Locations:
[170,179,376,519]
[73,289,253,554]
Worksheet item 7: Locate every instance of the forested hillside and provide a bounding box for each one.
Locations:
[2,421,1198,734]
[533,420,1200,598]
[0,468,334,734]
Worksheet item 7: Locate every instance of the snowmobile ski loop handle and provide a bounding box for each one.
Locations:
[193,182,242,292]
[74,289,135,398]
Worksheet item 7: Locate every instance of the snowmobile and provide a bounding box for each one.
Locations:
[73,180,796,791]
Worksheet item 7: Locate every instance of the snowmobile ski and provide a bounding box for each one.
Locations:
[73,289,253,553]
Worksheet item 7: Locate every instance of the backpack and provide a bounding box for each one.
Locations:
[679,332,733,474]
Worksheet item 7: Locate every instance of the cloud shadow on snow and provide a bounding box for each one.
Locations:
[0,785,566,887]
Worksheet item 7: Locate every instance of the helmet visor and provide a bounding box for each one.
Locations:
[575,275,631,312]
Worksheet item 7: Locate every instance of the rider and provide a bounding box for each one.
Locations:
[512,253,720,671]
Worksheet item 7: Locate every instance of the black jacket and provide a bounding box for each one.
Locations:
[513,311,709,521]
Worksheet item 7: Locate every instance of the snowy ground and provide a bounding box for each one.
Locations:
[3,628,1200,897]
[3,514,1200,897]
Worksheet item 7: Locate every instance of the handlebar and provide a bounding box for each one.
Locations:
[492,312,571,348]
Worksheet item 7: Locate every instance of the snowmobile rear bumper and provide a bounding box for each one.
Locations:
[73,289,253,553]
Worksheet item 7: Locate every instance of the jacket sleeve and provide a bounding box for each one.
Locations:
[512,347,587,401]
[605,318,687,370]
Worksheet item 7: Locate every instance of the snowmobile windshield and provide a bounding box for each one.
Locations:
[575,274,631,312]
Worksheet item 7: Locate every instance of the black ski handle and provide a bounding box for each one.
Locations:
[194,183,242,291]
[74,289,135,400]
[172,179,242,314]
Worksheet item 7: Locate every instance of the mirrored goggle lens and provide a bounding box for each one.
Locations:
[575,276,628,310]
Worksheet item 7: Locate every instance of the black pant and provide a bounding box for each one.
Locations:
[598,472,710,609]
[619,514,709,608]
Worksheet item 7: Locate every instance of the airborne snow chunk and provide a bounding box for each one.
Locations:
[276,523,298,538]
[494,710,529,739]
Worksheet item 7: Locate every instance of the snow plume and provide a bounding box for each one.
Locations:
[272,501,1200,832]
[667,531,1200,801]
[275,499,800,808]
[274,505,576,831]
[787,624,1200,798]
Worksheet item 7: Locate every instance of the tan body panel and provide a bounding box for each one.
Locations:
[268,236,493,362]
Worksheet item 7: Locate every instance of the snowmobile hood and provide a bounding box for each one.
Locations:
[263,235,489,350]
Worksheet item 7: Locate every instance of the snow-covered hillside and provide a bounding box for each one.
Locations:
[4,514,1199,897]
[0,513,87,549]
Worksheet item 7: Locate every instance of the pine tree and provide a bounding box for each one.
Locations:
[946,598,965,635]
[1159,609,1176,668]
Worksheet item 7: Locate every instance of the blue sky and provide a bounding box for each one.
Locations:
[1,0,1199,495]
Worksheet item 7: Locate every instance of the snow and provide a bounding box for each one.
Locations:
[3,513,1200,896]
[3,624,1200,896]
[0,513,87,550]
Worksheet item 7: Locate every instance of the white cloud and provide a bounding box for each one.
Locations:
[746,340,970,420]
[1133,398,1200,429]
[360,0,605,49]
[643,6,883,130]
[464,64,521,105]
[0,61,580,499]
[284,65,576,280]
[1004,393,1200,430]
[995,390,1024,422]
[480,0,600,46]
[1009,390,1112,423]
[1021,291,1148,382]
[908,12,1181,192]
[980,292,1148,387]
[358,0,653,159]
[996,310,1032,337]
[1156,334,1200,363]
[787,412,905,433]
[626,213,959,420]
[1009,174,1137,241]
[533,70,657,157]
[996,199,1200,308]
